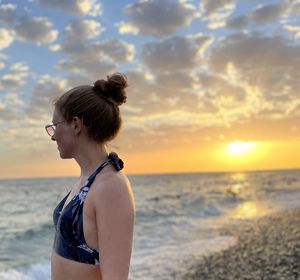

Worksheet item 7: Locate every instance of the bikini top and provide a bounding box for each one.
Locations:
[53,152,124,265]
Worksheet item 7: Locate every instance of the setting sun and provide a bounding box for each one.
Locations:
[213,141,266,171]
[227,141,257,157]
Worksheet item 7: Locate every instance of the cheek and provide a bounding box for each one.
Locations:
[58,135,76,158]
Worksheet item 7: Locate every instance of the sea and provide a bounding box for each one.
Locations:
[1,169,300,280]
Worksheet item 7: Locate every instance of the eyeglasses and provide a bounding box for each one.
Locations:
[45,120,65,137]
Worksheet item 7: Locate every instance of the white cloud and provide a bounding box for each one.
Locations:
[0,62,29,89]
[0,28,14,49]
[48,18,135,82]
[65,19,105,41]
[0,4,58,45]
[58,59,116,79]
[123,69,161,112]
[141,34,213,72]
[55,38,134,79]
[120,0,199,37]
[250,3,287,25]
[123,69,201,119]
[0,105,16,121]
[48,44,61,52]
[118,22,139,35]
[283,24,300,39]
[284,0,300,17]
[208,33,300,121]
[93,39,135,62]
[31,0,102,16]
[200,0,236,29]
[156,71,195,91]
[10,63,30,72]
[0,3,16,26]
[226,15,248,29]
[4,92,23,105]
[14,17,58,45]
[27,75,67,118]
[227,2,297,30]
[54,19,134,66]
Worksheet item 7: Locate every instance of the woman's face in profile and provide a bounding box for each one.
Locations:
[51,108,75,159]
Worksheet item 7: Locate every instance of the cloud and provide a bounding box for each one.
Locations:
[52,18,135,77]
[0,63,29,89]
[55,39,134,78]
[141,34,213,72]
[3,92,23,106]
[0,104,16,121]
[65,19,105,41]
[208,33,300,121]
[118,22,139,35]
[283,24,300,39]
[14,17,58,44]
[31,0,102,16]
[53,19,105,54]
[119,0,199,37]
[26,75,67,119]
[51,20,135,79]
[200,0,236,29]
[227,2,297,30]
[124,69,155,104]
[198,72,245,101]
[0,3,16,26]
[250,3,286,25]
[0,28,14,49]
[122,69,201,125]
[0,60,25,122]
[92,39,135,62]
[58,59,116,79]
[0,4,58,45]
[226,15,249,29]
[155,71,195,92]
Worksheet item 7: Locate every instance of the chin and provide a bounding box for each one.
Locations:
[58,149,72,159]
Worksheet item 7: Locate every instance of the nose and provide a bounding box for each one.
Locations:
[51,135,56,141]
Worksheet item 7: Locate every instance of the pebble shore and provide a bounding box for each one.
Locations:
[184,208,300,280]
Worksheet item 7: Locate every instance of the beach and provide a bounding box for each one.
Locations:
[185,208,300,280]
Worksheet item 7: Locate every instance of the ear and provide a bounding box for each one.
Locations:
[72,116,83,135]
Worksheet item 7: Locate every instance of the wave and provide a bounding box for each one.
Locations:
[11,222,53,242]
[0,262,50,280]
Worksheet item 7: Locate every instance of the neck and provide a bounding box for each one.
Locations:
[73,142,109,179]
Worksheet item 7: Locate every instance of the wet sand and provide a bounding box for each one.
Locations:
[184,208,300,280]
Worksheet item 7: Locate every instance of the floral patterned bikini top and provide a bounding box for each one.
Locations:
[52,152,124,265]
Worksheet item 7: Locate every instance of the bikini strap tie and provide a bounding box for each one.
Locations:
[108,152,124,171]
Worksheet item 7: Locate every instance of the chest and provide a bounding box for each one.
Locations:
[54,188,99,249]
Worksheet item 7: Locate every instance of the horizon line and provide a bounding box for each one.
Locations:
[1,166,300,181]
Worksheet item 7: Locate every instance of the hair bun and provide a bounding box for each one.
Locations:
[93,73,128,106]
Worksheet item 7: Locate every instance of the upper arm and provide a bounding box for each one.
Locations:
[94,175,135,280]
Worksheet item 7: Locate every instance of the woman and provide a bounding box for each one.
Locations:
[45,73,135,280]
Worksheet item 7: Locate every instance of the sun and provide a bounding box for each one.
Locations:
[226,141,257,157]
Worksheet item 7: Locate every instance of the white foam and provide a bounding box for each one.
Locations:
[129,235,237,280]
[0,263,50,280]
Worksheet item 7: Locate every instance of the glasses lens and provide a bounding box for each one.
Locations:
[46,125,55,136]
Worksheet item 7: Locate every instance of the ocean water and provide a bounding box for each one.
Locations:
[1,170,300,279]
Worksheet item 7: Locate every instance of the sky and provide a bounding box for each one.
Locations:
[0,0,300,179]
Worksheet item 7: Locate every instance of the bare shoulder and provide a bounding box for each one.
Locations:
[91,171,135,213]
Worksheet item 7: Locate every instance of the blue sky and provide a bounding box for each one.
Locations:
[0,0,300,178]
